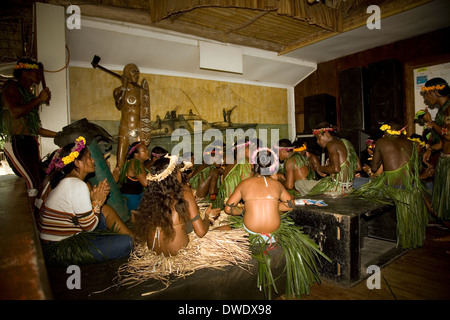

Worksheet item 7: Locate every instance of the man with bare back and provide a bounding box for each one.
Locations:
[296,122,360,197]
[271,138,316,196]
[353,120,428,248]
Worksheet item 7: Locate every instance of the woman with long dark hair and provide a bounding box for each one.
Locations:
[134,155,216,256]
[38,136,133,266]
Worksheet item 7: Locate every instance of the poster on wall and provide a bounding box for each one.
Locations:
[414,62,450,135]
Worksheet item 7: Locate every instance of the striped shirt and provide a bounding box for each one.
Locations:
[38,177,99,242]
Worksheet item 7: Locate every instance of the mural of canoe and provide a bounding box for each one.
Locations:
[148,108,257,153]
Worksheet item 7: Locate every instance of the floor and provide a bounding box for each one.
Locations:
[279,226,450,300]
[1,164,449,301]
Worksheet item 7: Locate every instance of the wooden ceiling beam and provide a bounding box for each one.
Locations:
[225,10,275,34]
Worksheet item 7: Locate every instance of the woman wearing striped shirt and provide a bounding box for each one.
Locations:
[38,136,133,266]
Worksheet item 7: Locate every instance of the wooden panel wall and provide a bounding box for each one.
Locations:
[295,26,450,135]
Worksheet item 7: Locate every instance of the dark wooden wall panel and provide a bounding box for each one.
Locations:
[295,26,450,134]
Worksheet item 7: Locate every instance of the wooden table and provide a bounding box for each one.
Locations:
[289,195,406,287]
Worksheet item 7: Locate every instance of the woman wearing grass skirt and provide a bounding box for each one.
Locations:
[213,138,253,209]
[188,141,224,201]
[352,121,429,249]
[38,136,133,267]
[225,147,330,299]
[118,141,149,213]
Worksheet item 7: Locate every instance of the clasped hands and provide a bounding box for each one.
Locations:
[90,178,110,207]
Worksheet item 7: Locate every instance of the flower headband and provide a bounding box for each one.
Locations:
[380,124,407,136]
[46,136,86,174]
[365,139,375,149]
[14,62,39,70]
[46,149,63,174]
[421,84,446,92]
[275,146,294,151]
[313,127,334,135]
[408,137,426,147]
[293,143,307,153]
[251,147,279,175]
[151,152,166,158]
[147,154,178,182]
[232,141,251,151]
[128,142,143,155]
[203,145,223,156]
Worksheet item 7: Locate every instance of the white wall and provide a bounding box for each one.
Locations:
[36,3,69,157]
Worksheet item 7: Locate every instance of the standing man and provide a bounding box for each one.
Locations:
[352,120,429,248]
[113,63,150,170]
[1,58,57,204]
[421,78,450,220]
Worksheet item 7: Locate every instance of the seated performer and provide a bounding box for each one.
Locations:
[38,136,133,266]
[292,137,322,179]
[296,122,361,196]
[213,137,253,209]
[225,147,293,236]
[272,138,316,195]
[225,147,330,299]
[118,141,149,212]
[134,155,219,256]
[145,146,168,170]
[352,120,429,249]
[189,141,224,200]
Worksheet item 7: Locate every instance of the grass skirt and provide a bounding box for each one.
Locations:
[42,228,120,268]
[115,228,252,293]
[431,153,450,220]
[229,214,330,299]
[351,152,429,249]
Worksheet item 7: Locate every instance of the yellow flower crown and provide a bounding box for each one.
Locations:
[61,136,86,165]
[421,84,446,92]
[407,137,426,147]
[14,62,39,70]
[380,124,407,136]
[293,143,307,152]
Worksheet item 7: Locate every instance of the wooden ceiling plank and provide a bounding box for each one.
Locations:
[225,10,274,34]
[152,18,283,51]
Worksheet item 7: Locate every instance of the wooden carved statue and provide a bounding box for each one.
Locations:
[113,63,151,169]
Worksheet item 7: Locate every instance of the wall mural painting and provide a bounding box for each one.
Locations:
[69,67,288,164]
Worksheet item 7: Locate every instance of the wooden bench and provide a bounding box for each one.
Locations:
[0,175,52,299]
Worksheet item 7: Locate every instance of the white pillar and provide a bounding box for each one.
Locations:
[287,87,296,141]
[35,2,69,157]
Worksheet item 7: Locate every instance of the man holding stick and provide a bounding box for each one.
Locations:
[1,58,57,204]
